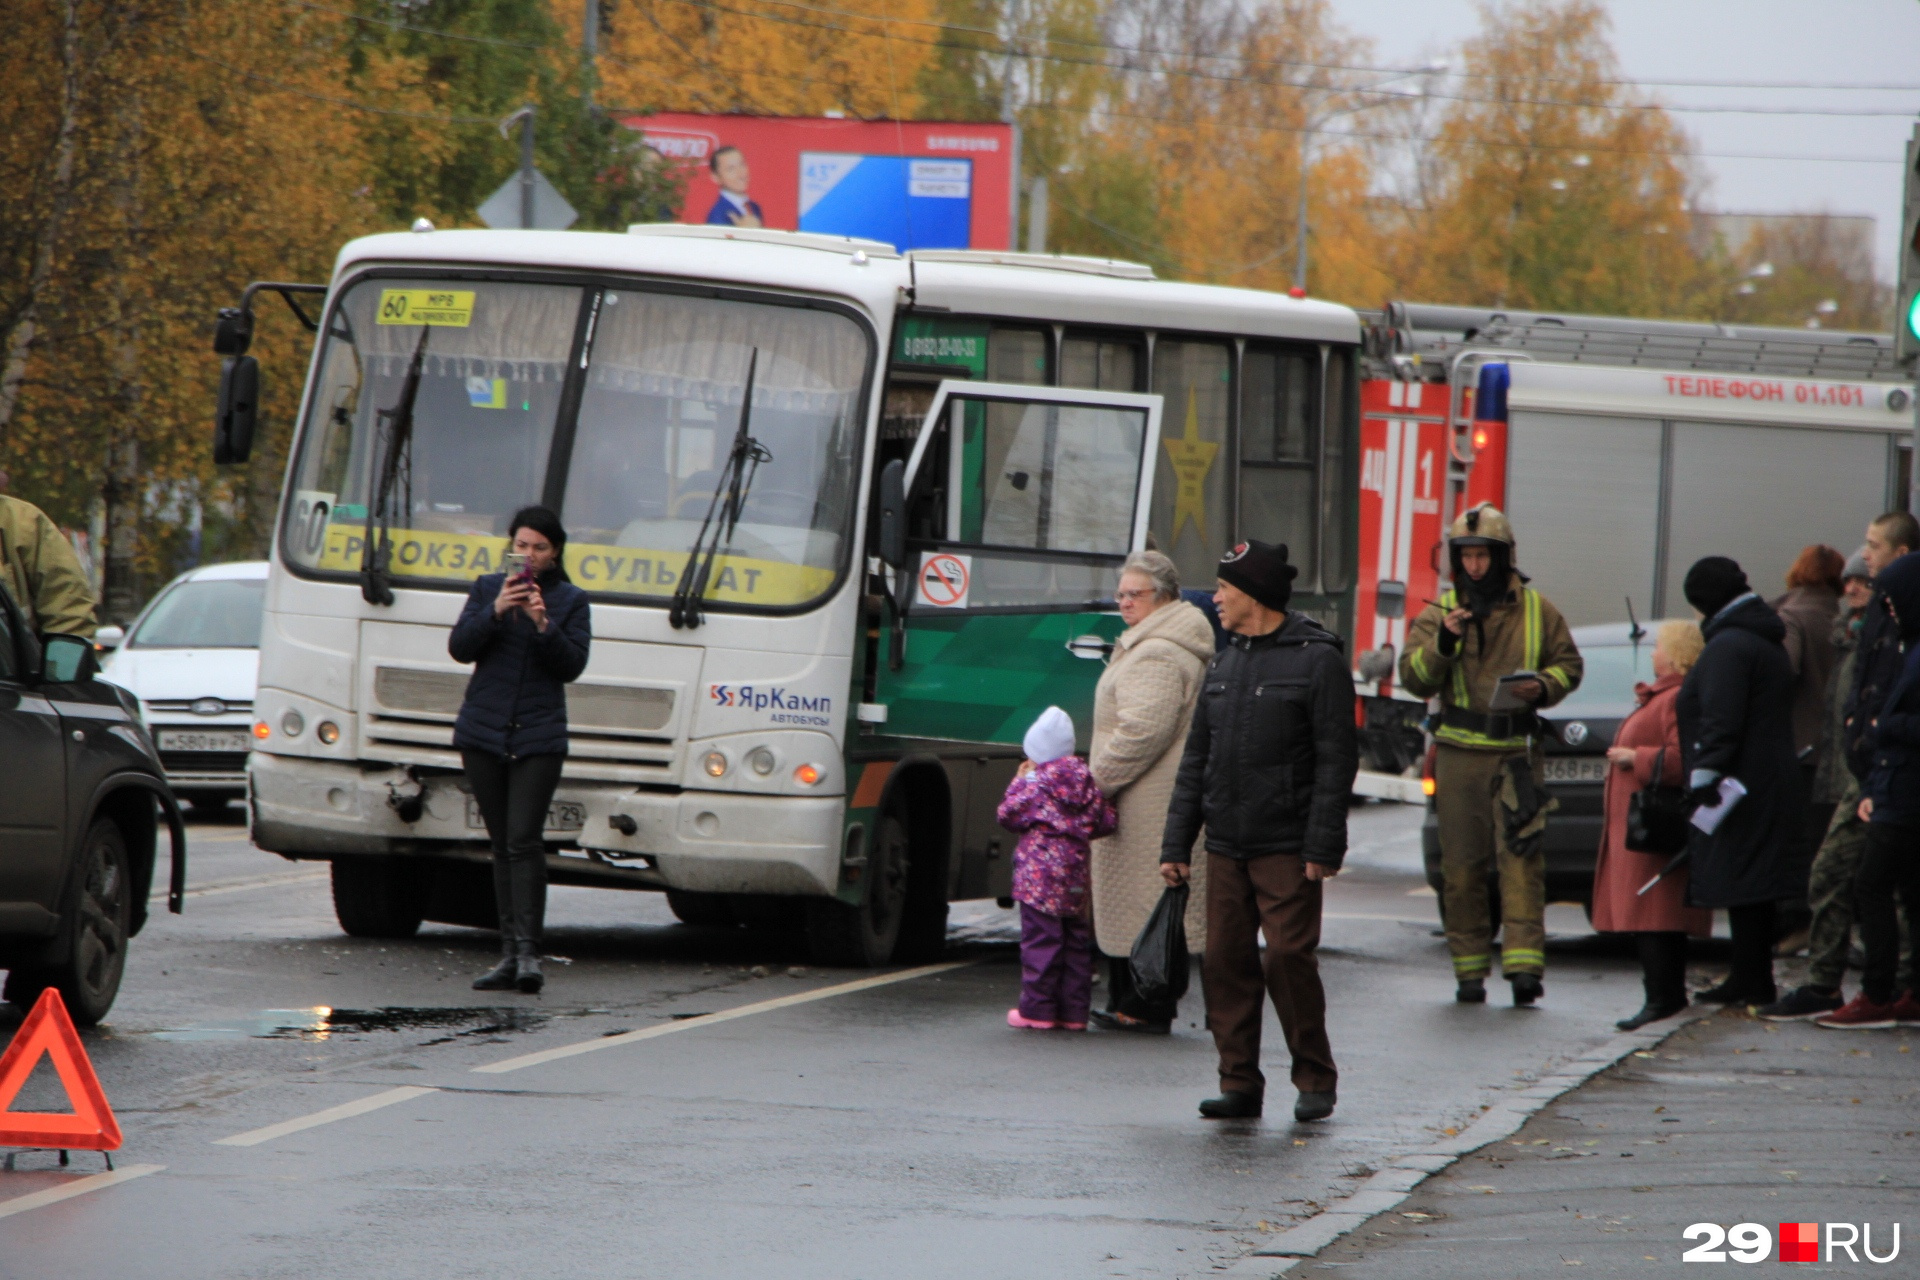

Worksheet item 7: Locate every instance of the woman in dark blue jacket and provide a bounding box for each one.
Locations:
[450,506,590,993]
[1822,551,1920,1028]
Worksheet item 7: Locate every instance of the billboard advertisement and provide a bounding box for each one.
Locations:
[627,113,1014,252]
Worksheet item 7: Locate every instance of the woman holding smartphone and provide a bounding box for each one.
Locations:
[449,506,591,993]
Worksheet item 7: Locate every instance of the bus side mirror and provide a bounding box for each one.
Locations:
[213,306,253,356]
[214,355,260,465]
[877,458,906,569]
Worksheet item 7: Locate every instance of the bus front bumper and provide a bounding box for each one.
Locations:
[579,789,846,896]
[249,752,845,895]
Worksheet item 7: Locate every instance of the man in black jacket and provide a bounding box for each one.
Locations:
[1161,540,1358,1122]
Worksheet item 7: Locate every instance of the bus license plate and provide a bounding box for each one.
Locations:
[466,797,586,832]
[1543,757,1608,784]
[157,729,253,753]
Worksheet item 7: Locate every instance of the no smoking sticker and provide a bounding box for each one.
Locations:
[916,551,971,610]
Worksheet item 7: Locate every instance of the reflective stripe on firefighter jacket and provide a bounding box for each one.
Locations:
[1398,573,1583,750]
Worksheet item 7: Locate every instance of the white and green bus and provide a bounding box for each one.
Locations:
[226,226,1360,965]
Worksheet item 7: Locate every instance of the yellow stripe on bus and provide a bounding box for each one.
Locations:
[309,524,834,605]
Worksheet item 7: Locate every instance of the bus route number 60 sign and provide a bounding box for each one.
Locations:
[916,551,971,610]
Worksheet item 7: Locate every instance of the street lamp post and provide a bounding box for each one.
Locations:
[1293,63,1445,294]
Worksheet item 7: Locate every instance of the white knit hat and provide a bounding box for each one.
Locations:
[1022,706,1076,765]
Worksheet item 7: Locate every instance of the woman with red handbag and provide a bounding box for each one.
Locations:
[1591,620,1713,1029]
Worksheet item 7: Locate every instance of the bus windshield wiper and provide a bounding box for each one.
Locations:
[360,327,429,605]
[670,349,771,629]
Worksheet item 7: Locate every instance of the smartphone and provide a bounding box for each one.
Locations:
[503,552,530,580]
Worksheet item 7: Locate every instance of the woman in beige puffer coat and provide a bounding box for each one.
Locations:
[1089,551,1216,1032]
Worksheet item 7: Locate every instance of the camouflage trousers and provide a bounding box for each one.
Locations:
[1806,779,1914,991]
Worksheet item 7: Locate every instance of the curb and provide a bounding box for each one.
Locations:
[1218,1004,1718,1278]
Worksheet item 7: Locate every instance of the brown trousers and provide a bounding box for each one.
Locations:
[1202,851,1338,1097]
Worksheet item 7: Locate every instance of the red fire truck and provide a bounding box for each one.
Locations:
[1352,302,1916,790]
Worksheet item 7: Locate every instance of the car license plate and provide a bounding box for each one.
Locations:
[465,797,586,832]
[157,729,253,753]
[1543,756,1608,784]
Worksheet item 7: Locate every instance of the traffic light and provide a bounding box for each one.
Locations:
[1900,123,1920,365]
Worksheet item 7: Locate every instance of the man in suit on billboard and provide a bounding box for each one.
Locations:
[703,146,764,228]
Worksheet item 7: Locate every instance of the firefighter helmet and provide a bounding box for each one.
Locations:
[1449,503,1515,550]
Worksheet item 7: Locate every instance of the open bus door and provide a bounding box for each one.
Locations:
[872,380,1163,747]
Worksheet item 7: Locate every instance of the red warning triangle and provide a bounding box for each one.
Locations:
[0,988,122,1151]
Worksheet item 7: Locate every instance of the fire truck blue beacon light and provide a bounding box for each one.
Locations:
[1474,362,1510,424]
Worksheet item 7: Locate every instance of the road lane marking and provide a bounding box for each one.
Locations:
[150,871,328,902]
[212,1086,437,1146]
[473,960,976,1075]
[0,1164,165,1219]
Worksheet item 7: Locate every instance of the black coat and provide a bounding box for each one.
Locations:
[1865,646,1920,828]
[1675,595,1803,908]
[1843,589,1904,783]
[1161,612,1358,868]
[449,569,591,759]
[1863,551,1920,828]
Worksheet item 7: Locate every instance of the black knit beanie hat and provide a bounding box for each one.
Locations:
[1683,556,1749,619]
[1217,540,1298,612]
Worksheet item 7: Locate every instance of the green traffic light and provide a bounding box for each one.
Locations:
[1909,290,1920,343]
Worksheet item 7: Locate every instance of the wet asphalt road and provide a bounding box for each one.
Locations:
[0,803,1668,1279]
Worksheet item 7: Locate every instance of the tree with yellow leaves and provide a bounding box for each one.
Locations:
[592,0,938,119]
[1395,0,1712,318]
[2,0,689,617]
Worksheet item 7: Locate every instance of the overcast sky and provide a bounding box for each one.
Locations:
[1333,0,1920,281]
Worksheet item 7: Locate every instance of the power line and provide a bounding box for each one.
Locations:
[1008,95,1901,167]
[263,0,1905,167]
[659,0,1920,121]
[285,0,1920,122]
[713,0,1920,97]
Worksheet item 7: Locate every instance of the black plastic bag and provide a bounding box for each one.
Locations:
[1129,883,1190,1007]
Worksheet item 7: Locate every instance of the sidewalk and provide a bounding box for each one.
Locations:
[1269,1005,1918,1276]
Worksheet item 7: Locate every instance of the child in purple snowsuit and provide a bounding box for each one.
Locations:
[997,706,1116,1030]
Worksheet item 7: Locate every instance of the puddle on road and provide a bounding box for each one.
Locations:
[945,901,1019,946]
[151,1006,581,1043]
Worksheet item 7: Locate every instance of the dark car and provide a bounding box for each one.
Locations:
[1422,622,1655,914]
[0,587,185,1024]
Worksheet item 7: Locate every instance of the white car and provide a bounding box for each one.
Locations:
[99,560,268,815]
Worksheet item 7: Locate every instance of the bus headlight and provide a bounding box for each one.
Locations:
[748,747,776,776]
[793,763,821,787]
[253,720,271,740]
[703,750,729,778]
[316,721,341,745]
[280,710,305,738]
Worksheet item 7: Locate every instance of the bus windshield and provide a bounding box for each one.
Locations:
[281,276,871,612]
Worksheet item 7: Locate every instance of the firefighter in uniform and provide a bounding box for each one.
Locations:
[1400,504,1582,1006]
